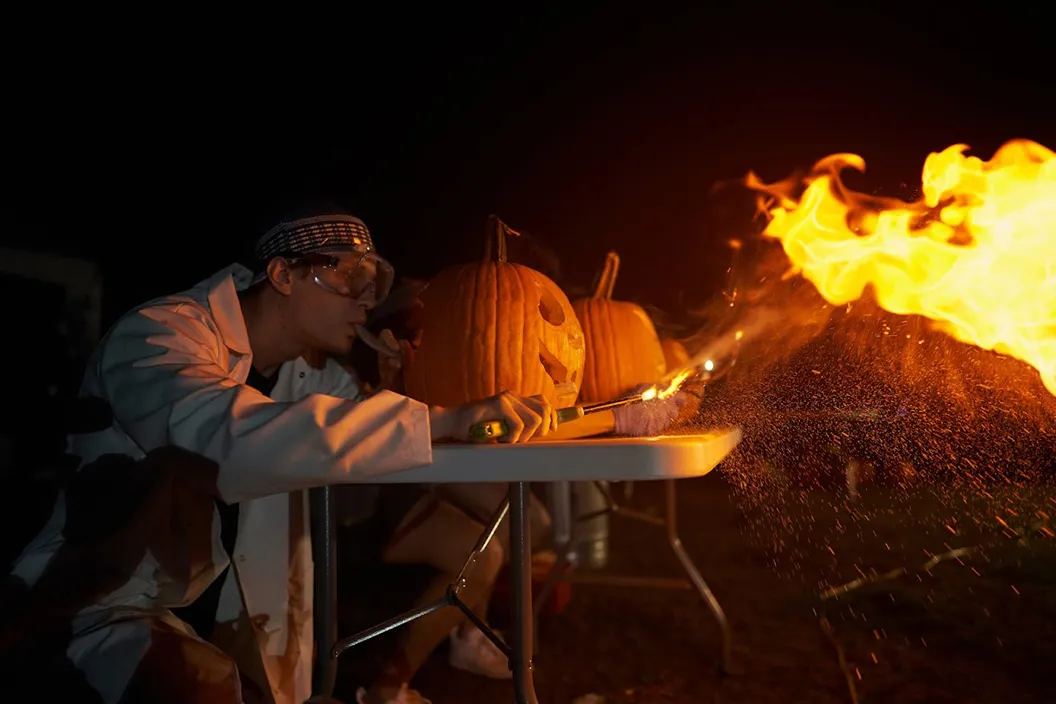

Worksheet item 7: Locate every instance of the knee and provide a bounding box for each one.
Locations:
[67,617,242,704]
[453,539,504,605]
[476,539,505,583]
[137,630,242,703]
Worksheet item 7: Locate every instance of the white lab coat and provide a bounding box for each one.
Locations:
[11,264,434,704]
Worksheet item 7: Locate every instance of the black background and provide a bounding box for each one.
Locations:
[6,3,1055,323]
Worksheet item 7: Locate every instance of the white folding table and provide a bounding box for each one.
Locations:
[309,428,743,704]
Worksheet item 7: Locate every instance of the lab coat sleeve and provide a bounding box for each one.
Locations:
[97,302,434,503]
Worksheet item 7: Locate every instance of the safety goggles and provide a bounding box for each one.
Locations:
[289,251,394,307]
[251,213,394,305]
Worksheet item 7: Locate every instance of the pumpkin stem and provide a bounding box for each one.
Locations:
[485,214,521,264]
[593,250,621,300]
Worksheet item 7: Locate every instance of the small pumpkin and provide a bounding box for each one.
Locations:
[660,337,691,373]
[404,216,586,407]
[573,251,667,403]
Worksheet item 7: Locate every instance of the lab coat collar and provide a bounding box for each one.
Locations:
[202,263,256,356]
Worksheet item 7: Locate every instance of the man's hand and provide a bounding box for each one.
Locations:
[375,329,415,394]
[429,391,557,443]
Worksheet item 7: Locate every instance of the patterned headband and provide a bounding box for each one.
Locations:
[253,214,376,262]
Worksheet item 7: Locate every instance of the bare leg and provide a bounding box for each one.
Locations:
[434,483,552,556]
[360,496,504,703]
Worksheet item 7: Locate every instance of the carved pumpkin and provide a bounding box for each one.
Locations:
[660,337,691,372]
[404,216,586,407]
[573,251,667,403]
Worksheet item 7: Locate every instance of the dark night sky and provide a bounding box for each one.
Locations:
[7,4,1055,325]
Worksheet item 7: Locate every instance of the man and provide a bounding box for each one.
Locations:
[5,202,557,704]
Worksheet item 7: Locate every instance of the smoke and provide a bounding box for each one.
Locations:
[663,223,1056,622]
[681,236,1055,484]
[665,232,838,385]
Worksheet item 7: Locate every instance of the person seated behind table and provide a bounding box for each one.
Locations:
[342,280,554,561]
[302,343,517,703]
[3,200,559,704]
[319,380,510,704]
[343,484,512,704]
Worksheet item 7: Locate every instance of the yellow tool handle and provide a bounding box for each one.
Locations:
[468,406,585,442]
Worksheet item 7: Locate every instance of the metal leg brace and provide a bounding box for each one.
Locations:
[316,484,544,703]
[331,496,513,660]
[534,479,732,674]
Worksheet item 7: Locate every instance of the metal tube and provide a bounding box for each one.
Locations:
[332,499,513,661]
[309,486,337,697]
[580,394,644,414]
[572,481,609,570]
[452,498,509,596]
[547,481,573,548]
[449,588,513,659]
[332,600,449,658]
[509,482,540,704]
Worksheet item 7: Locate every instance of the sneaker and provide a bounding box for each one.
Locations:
[448,626,513,679]
[355,684,432,704]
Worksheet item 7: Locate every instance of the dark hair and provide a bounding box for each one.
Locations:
[250,197,353,235]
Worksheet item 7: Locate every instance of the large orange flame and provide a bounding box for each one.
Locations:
[746,139,1056,396]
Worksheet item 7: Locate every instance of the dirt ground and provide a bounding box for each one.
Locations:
[333,473,1056,704]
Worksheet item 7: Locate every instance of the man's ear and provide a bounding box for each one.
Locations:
[266,258,295,295]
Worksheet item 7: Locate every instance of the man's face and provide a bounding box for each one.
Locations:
[285,252,381,355]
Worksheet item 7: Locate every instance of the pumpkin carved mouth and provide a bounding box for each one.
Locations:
[539,345,569,384]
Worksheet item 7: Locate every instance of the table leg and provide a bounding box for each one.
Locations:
[509,481,541,704]
[309,486,337,697]
[535,479,732,673]
[665,479,732,674]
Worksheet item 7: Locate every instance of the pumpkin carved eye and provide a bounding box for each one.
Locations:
[404,215,587,407]
[538,284,586,388]
[538,287,566,326]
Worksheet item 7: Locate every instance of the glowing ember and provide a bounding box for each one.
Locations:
[746,139,1056,396]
